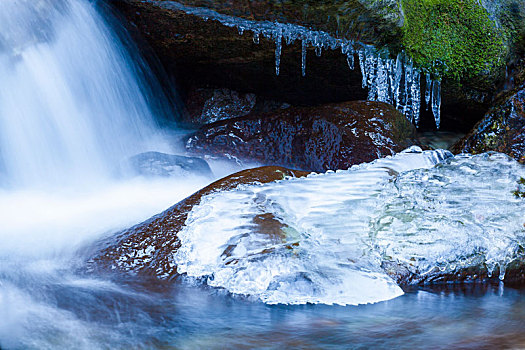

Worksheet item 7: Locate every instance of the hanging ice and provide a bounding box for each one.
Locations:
[301,40,307,77]
[425,73,432,110]
[172,149,525,305]
[275,30,282,76]
[154,1,443,128]
[432,80,442,129]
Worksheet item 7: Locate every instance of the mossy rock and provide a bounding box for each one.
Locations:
[515,177,525,198]
[452,85,525,162]
[401,0,507,82]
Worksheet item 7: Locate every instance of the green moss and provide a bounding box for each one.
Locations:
[514,177,525,198]
[401,0,507,81]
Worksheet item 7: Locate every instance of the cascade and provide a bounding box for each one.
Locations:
[0,0,169,188]
[154,1,442,128]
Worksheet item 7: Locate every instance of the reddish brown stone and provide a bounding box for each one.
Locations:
[185,101,417,172]
[88,166,309,277]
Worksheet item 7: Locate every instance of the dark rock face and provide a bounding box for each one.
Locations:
[110,0,367,108]
[107,0,474,130]
[107,0,513,131]
[183,87,289,126]
[124,152,213,178]
[453,87,525,163]
[185,101,417,172]
[88,166,309,277]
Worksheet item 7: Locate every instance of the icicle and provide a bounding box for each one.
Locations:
[285,33,293,45]
[253,32,260,44]
[315,45,322,57]
[359,50,367,89]
[431,79,441,128]
[499,263,506,281]
[301,40,307,77]
[404,60,414,121]
[393,54,403,110]
[366,55,378,101]
[238,27,244,35]
[346,53,354,70]
[411,69,421,126]
[376,58,390,103]
[425,74,432,110]
[275,30,282,76]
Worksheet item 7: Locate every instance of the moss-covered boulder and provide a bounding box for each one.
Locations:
[452,85,525,163]
[401,0,507,82]
[88,166,309,277]
[184,101,417,172]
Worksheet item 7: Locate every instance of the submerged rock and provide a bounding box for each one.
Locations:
[185,101,417,172]
[88,166,309,277]
[453,86,525,163]
[124,152,213,178]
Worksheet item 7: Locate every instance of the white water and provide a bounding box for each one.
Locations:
[0,1,215,347]
[0,0,172,189]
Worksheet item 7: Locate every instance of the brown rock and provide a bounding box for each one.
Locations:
[185,101,417,172]
[88,166,309,278]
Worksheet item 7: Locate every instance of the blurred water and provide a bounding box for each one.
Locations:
[0,0,171,188]
[2,275,525,349]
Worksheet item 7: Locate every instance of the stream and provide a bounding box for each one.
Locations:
[0,0,524,349]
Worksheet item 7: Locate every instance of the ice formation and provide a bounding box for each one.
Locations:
[154,1,442,128]
[173,148,525,305]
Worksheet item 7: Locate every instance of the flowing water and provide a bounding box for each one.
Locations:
[0,0,172,188]
[0,0,525,349]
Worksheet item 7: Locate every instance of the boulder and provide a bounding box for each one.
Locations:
[184,101,417,172]
[88,166,309,277]
[452,86,525,163]
[183,87,289,126]
[124,151,213,178]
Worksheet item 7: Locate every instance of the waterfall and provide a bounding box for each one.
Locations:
[0,0,168,188]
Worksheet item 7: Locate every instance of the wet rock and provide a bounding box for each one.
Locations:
[184,88,256,125]
[88,166,309,277]
[384,259,525,287]
[183,87,289,126]
[185,101,417,172]
[124,152,213,178]
[452,86,525,163]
